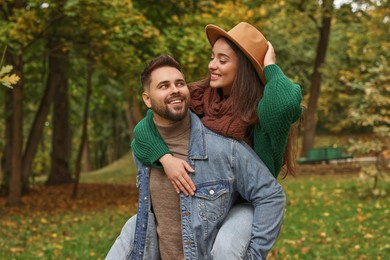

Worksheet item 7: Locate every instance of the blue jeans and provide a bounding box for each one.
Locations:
[106,203,253,260]
[211,203,254,260]
[106,216,137,260]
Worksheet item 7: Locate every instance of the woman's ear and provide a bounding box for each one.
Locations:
[142,92,152,108]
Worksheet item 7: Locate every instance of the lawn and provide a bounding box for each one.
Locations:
[270,173,389,259]
[1,158,389,259]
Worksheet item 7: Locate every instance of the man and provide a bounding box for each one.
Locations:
[106,55,285,260]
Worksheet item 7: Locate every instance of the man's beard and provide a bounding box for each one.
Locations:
[150,95,189,122]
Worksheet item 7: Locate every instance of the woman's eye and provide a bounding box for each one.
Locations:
[220,60,227,64]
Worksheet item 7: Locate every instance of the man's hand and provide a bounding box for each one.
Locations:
[159,154,196,196]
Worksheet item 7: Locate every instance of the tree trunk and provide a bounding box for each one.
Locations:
[72,62,93,198]
[301,1,333,156]
[124,97,143,141]
[7,54,23,207]
[82,135,92,172]
[1,90,13,195]
[22,52,58,189]
[114,111,122,160]
[46,45,72,185]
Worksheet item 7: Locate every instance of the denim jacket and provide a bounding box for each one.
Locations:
[129,112,286,260]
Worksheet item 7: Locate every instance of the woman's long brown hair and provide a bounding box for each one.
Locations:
[226,37,300,177]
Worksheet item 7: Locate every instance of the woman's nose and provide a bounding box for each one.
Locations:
[208,59,217,70]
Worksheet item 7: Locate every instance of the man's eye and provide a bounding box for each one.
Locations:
[177,82,185,87]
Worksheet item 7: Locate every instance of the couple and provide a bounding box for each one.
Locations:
[107,22,302,259]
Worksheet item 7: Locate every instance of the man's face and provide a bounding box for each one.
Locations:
[143,66,190,125]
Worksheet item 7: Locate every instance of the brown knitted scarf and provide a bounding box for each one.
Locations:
[189,84,250,143]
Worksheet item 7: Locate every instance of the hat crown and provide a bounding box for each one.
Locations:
[227,22,267,67]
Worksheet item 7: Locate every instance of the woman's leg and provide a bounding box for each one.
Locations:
[211,203,254,260]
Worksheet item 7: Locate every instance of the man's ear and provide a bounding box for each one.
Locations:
[142,92,152,108]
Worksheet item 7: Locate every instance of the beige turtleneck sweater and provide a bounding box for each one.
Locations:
[149,112,190,260]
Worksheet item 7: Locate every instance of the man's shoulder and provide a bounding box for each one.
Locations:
[204,128,256,154]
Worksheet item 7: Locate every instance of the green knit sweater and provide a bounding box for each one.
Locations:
[131,64,302,178]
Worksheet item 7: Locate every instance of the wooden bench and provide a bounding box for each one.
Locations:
[297,147,353,164]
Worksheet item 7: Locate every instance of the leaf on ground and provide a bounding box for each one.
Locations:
[10,247,25,253]
[300,247,310,254]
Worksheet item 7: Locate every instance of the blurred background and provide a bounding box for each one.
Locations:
[0,0,389,259]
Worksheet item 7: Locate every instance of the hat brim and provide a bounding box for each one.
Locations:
[205,24,267,84]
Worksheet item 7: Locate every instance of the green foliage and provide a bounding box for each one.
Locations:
[0,1,50,54]
[0,0,388,182]
[341,6,390,192]
[320,0,389,133]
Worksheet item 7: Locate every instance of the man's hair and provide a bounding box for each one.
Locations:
[140,55,183,90]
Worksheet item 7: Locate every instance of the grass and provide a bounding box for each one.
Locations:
[0,182,138,260]
[1,209,132,259]
[271,174,389,259]
[80,153,137,184]
[1,154,389,259]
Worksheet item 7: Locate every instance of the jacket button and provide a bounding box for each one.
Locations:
[209,189,215,195]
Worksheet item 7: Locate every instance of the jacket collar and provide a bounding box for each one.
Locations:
[188,111,208,160]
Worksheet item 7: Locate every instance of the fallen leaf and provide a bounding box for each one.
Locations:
[364,233,374,239]
[300,247,310,254]
[10,247,25,253]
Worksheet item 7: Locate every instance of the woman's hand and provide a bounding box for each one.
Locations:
[159,154,196,196]
[264,41,276,67]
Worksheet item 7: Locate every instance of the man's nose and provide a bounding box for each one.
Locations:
[171,84,179,93]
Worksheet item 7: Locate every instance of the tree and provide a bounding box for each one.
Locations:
[339,1,390,195]
[44,1,73,185]
[0,0,27,206]
[7,52,23,206]
[0,0,57,193]
[72,57,92,198]
[301,0,334,156]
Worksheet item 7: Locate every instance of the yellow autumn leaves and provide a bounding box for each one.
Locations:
[0,65,20,89]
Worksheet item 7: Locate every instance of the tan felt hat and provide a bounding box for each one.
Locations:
[205,22,268,84]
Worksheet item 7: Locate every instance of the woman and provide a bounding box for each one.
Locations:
[132,22,302,258]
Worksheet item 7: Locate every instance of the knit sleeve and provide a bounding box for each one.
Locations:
[131,109,171,168]
[258,64,302,143]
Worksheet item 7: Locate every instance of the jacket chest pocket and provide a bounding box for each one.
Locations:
[194,181,230,222]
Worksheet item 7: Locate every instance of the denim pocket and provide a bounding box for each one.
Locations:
[195,180,230,222]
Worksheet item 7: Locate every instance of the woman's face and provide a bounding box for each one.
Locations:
[208,38,238,96]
